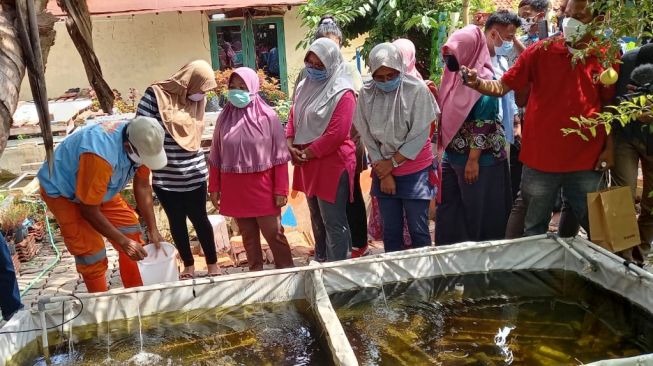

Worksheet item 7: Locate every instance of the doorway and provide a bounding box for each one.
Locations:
[209,17,288,93]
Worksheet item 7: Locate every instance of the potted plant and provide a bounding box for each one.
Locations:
[274,99,293,127]
[214,69,287,108]
[0,198,42,263]
[205,91,220,112]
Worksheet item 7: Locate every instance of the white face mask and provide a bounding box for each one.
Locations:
[188,93,205,102]
[126,143,142,165]
[562,17,589,44]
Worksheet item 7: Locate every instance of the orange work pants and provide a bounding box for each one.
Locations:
[41,190,143,292]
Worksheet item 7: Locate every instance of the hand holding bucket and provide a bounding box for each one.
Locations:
[137,242,179,285]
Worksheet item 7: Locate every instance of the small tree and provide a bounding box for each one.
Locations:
[298,0,462,82]
[561,0,652,137]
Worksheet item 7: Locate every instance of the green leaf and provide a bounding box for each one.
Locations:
[388,0,397,8]
[421,15,431,29]
[589,126,597,137]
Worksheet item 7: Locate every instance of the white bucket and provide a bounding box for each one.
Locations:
[137,242,179,285]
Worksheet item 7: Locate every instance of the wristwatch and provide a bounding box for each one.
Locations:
[391,157,400,168]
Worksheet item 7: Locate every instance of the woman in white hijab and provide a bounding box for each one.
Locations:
[354,43,439,253]
[286,38,357,262]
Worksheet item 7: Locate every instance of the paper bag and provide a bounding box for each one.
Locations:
[587,186,641,252]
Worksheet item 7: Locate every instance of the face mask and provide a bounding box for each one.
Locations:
[443,55,460,72]
[126,143,142,165]
[227,89,252,108]
[494,34,514,56]
[562,17,589,44]
[305,64,328,81]
[520,17,536,33]
[188,93,205,102]
[375,76,401,93]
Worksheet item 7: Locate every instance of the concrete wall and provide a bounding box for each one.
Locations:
[283,7,368,93]
[19,7,367,101]
[20,11,213,101]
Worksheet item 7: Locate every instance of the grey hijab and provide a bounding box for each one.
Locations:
[354,43,439,162]
[292,38,354,145]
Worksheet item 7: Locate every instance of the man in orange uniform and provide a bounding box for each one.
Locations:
[37,116,167,292]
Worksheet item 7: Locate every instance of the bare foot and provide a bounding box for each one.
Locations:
[207,263,222,276]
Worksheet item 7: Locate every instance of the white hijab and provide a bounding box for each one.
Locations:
[292,38,354,145]
[355,43,439,160]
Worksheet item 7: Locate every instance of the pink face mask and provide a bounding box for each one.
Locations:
[188,93,205,102]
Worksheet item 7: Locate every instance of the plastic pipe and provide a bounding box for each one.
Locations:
[568,238,653,281]
[37,298,50,358]
[20,199,60,297]
[551,234,595,272]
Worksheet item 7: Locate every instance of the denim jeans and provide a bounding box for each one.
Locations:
[307,172,351,262]
[521,165,603,237]
[0,232,23,320]
[611,135,653,261]
[505,190,580,239]
[377,197,431,252]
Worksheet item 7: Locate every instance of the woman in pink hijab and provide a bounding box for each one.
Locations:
[208,67,294,271]
[435,25,512,245]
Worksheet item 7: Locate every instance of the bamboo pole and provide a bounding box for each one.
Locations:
[462,0,470,25]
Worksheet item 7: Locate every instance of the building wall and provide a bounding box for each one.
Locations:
[283,7,368,93]
[19,11,213,101]
[19,7,366,102]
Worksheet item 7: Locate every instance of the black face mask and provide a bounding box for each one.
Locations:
[444,55,460,72]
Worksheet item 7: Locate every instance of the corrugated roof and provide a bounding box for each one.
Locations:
[47,0,306,17]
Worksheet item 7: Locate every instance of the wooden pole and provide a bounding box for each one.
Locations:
[462,0,470,25]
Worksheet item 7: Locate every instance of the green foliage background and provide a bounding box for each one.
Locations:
[298,0,465,82]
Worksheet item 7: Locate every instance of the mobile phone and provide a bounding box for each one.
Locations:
[538,20,549,40]
[462,71,469,84]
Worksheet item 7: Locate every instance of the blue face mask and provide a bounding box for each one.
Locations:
[227,89,252,108]
[305,64,328,81]
[495,39,514,56]
[375,76,401,93]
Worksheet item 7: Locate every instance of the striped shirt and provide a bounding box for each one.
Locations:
[136,88,208,192]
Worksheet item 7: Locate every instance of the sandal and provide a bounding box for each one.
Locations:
[179,273,194,280]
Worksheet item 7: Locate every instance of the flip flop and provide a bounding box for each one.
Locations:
[179,273,194,280]
[208,272,222,277]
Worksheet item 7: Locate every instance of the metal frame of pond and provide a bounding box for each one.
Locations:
[2,234,653,365]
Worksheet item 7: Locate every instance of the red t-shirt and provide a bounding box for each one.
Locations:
[501,37,617,173]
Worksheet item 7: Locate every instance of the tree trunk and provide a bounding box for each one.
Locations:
[0,0,55,158]
[58,0,114,114]
[0,5,25,156]
[462,0,470,25]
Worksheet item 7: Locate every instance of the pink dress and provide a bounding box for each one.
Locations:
[209,164,289,218]
[286,91,357,203]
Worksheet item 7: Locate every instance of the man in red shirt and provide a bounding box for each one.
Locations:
[461,0,617,236]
